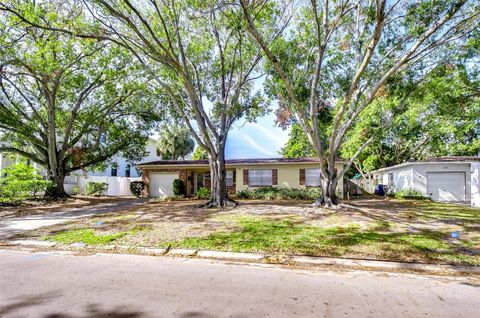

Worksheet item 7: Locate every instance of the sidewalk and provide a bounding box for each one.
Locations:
[6,239,479,276]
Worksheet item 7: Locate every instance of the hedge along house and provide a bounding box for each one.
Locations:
[137,158,346,198]
[372,157,480,207]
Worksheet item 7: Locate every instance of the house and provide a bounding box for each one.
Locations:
[1,137,164,196]
[372,157,480,207]
[85,137,161,178]
[137,158,346,198]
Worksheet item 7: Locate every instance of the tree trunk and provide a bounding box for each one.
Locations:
[46,168,68,198]
[315,176,339,208]
[202,150,236,208]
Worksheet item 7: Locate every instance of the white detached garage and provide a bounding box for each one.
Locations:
[372,157,480,207]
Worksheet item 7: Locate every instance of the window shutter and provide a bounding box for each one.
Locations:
[243,169,249,185]
[272,169,278,185]
[299,169,305,185]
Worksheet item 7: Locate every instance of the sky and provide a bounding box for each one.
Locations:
[225,111,290,159]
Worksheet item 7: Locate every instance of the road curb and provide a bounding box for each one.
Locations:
[5,239,479,274]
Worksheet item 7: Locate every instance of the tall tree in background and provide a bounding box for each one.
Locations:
[241,0,478,206]
[342,63,480,172]
[0,2,160,196]
[157,125,195,160]
[192,147,209,160]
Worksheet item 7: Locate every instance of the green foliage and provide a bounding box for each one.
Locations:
[0,163,52,200]
[85,182,108,196]
[391,188,429,200]
[172,179,185,196]
[129,181,145,198]
[280,124,316,158]
[157,125,195,160]
[196,187,210,200]
[192,147,208,160]
[342,64,480,172]
[236,187,321,201]
[0,2,161,196]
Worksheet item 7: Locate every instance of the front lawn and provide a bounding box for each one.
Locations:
[26,198,480,266]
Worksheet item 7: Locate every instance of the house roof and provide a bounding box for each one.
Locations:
[373,156,480,173]
[137,157,346,168]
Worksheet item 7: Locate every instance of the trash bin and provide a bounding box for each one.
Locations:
[374,184,385,196]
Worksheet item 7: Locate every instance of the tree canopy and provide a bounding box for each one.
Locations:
[156,125,195,160]
[241,0,479,206]
[342,63,480,172]
[0,1,160,196]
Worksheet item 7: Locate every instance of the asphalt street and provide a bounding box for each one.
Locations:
[0,249,478,317]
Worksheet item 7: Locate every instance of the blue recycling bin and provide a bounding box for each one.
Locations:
[375,184,385,196]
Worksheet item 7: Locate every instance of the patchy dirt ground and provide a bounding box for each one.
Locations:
[0,196,136,218]
[11,197,480,265]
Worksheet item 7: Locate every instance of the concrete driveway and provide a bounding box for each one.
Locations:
[0,199,146,239]
[0,250,478,318]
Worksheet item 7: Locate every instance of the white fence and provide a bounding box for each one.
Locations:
[64,175,141,196]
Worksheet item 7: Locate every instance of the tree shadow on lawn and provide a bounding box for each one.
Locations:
[174,218,479,265]
[346,198,479,229]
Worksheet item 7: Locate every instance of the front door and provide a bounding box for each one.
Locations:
[195,172,205,194]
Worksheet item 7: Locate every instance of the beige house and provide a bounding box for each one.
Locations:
[137,158,345,198]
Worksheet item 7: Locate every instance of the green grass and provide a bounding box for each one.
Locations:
[44,229,129,245]
[167,216,479,265]
[408,201,480,224]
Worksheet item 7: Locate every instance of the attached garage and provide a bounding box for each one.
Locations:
[149,172,178,197]
[426,172,466,202]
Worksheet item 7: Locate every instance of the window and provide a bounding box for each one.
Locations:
[248,169,272,186]
[99,133,107,144]
[226,171,234,187]
[305,169,321,186]
[111,163,118,176]
[125,164,131,178]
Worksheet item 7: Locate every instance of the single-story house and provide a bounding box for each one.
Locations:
[372,157,480,207]
[137,158,346,198]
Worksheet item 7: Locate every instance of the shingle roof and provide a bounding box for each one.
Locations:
[373,156,480,173]
[407,156,480,163]
[137,157,345,167]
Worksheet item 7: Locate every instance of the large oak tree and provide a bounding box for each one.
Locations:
[0,2,160,196]
[80,0,271,207]
[240,0,479,206]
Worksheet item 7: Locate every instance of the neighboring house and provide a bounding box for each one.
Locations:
[137,158,346,198]
[372,157,480,207]
[86,137,161,178]
[0,153,42,178]
[1,137,163,196]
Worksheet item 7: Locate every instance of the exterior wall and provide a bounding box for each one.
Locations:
[377,166,414,192]
[87,139,161,178]
[235,162,344,198]
[471,163,480,207]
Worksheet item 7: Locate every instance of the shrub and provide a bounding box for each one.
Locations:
[129,181,145,197]
[236,187,321,201]
[172,179,185,196]
[0,163,52,200]
[85,182,108,196]
[196,187,210,199]
[391,188,429,200]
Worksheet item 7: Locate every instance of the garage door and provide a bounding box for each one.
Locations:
[427,172,466,202]
[149,172,178,197]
